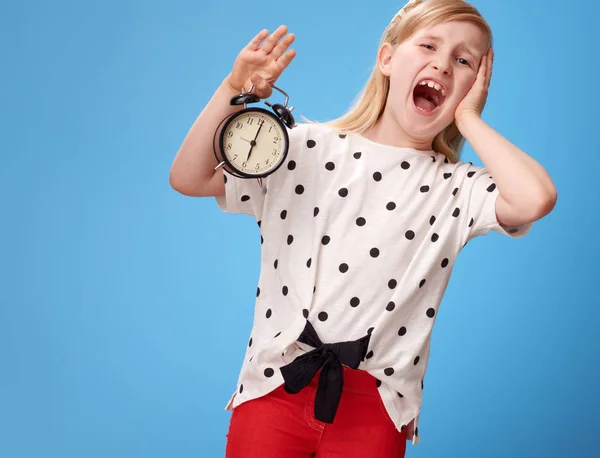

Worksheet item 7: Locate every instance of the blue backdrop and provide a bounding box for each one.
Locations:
[2,0,597,457]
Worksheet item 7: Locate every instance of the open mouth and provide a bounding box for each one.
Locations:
[413,80,447,115]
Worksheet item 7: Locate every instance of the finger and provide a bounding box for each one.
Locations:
[250,73,272,97]
[271,32,295,61]
[277,48,297,69]
[246,29,270,51]
[260,25,288,54]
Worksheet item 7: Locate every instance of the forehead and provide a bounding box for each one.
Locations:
[412,21,488,55]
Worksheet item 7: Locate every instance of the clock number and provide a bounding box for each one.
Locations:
[233,154,238,161]
[242,161,247,168]
[273,136,279,144]
[227,143,232,150]
[227,131,233,138]
[272,148,278,155]
[247,118,254,125]
[255,163,260,171]
[236,122,242,129]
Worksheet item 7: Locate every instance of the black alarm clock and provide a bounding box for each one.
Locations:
[213,83,296,186]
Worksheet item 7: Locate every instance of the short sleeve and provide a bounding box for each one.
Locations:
[215,169,268,218]
[461,164,533,241]
[214,122,310,219]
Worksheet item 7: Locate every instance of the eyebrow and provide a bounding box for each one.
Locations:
[419,34,479,60]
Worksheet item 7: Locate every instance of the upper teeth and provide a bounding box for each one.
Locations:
[419,80,446,97]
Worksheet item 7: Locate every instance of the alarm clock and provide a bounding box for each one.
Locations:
[213,83,296,186]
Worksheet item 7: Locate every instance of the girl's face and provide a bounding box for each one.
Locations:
[380,20,489,144]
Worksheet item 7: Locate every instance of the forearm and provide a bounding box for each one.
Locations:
[169,74,242,195]
[456,114,557,209]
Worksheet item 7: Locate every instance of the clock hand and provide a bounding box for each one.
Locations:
[246,121,264,161]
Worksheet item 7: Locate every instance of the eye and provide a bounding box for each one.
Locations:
[420,44,434,50]
[457,57,470,66]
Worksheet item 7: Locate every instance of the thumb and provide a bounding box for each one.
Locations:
[250,73,272,98]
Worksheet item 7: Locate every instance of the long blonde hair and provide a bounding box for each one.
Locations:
[302,0,493,164]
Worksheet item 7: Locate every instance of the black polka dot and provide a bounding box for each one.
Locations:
[426,308,435,318]
[280,210,287,219]
[487,183,497,192]
[339,133,347,138]
[441,258,449,268]
[386,202,396,211]
[444,157,449,163]
[469,218,474,227]
[257,220,261,227]
[401,161,410,170]
[307,140,316,148]
[420,185,430,193]
[366,350,374,359]
[367,327,374,335]
[266,309,272,318]
[373,172,382,181]
[303,309,309,319]
[384,367,394,376]
[467,171,476,178]
[452,208,460,217]
[350,297,360,307]
[239,384,243,393]
[295,185,304,194]
[224,174,228,183]
[431,233,439,242]
[241,195,250,202]
[322,235,331,245]
[353,152,362,159]
[398,326,407,336]
[282,285,288,296]
[338,188,348,197]
[287,161,296,170]
[429,215,436,225]
[274,332,281,338]
[318,312,328,322]
[386,301,395,312]
[274,259,278,269]
[401,425,406,431]
[314,207,320,217]
[398,392,404,398]
[339,263,349,273]
[313,286,316,294]
[419,279,426,288]
[306,258,312,268]
[376,379,382,388]
[388,279,397,289]
[453,187,459,196]
[356,217,366,226]
[287,234,294,245]
[405,230,415,240]
[264,368,274,377]
[414,356,420,365]
[443,172,452,179]
[415,427,419,436]
[256,287,260,297]
[370,248,380,257]
[421,380,424,390]
[248,337,253,347]
[325,162,335,171]
[261,235,264,244]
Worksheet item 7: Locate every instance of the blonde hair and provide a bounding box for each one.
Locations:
[302,0,493,164]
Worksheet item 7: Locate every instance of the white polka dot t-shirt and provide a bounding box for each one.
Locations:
[215,122,532,445]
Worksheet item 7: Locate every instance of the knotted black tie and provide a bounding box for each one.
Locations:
[280,320,370,423]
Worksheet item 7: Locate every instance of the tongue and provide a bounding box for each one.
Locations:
[415,96,436,112]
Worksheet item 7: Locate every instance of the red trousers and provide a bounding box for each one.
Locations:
[225,366,407,457]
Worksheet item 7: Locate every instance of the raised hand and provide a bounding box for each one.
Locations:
[228,25,296,99]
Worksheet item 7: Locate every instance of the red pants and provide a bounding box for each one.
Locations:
[225,366,407,457]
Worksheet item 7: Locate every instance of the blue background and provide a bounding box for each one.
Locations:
[2,0,597,457]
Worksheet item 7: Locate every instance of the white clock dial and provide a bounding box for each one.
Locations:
[222,110,287,176]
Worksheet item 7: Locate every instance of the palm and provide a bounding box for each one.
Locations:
[230,26,296,99]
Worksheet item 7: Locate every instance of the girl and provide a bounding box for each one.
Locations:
[170,0,557,456]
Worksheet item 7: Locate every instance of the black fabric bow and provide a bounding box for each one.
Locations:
[280,320,371,423]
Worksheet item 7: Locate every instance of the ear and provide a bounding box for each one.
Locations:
[378,43,395,77]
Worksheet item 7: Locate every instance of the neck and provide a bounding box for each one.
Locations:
[361,109,434,152]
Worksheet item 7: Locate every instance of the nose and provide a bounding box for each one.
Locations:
[432,58,452,76]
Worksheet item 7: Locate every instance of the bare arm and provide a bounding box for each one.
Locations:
[169,75,241,197]
[169,26,296,198]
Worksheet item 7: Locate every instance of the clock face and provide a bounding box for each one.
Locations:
[221,109,288,177]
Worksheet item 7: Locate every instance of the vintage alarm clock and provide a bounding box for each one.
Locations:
[213,83,296,186]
